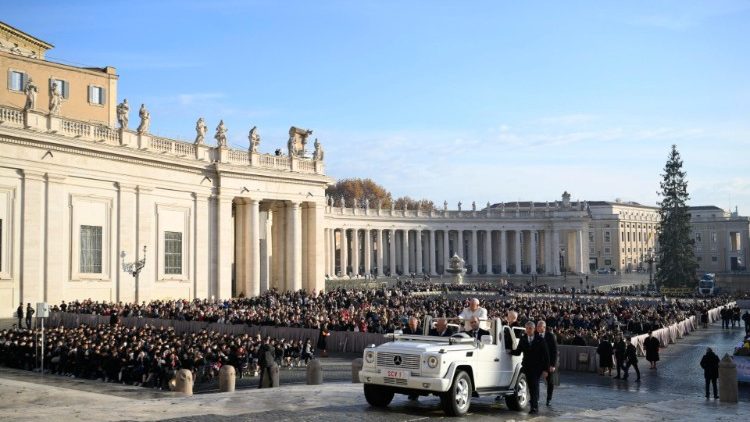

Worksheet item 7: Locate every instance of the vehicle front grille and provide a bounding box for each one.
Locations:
[376,352,420,371]
[383,377,408,386]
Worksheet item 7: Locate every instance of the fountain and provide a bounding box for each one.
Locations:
[446,254,466,284]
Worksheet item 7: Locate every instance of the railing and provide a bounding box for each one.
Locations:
[298,159,316,173]
[259,154,290,170]
[151,136,174,153]
[174,142,195,157]
[62,119,92,137]
[93,125,119,145]
[326,206,588,220]
[228,149,249,165]
[0,106,23,125]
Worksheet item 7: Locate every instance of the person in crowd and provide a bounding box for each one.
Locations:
[459,298,488,330]
[464,316,490,340]
[25,303,34,329]
[622,337,640,381]
[700,347,719,399]
[743,310,750,335]
[511,321,549,415]
[257,337,275,388]
[613,334,627,379]
[596,335,614,376]
[317,323,330,357]
[644,331,660,370]
[402,316,422,335]
[429,318,454,337]
[16,302,23,328]
[537,320,557,406]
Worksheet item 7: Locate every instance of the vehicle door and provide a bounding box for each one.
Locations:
[473,320,501,388]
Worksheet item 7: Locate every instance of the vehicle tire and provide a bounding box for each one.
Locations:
[441,370,472,416]
[505,372,529,411]
[364,384,394,408]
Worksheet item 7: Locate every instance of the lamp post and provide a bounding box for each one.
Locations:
[645,247,655,291]
[121,246,147,302]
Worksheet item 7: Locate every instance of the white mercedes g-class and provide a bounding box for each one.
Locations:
[359,316,529,416]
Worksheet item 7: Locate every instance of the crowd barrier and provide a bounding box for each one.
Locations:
[47,302,735,373]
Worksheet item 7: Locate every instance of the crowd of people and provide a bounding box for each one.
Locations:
[0,324,315,390]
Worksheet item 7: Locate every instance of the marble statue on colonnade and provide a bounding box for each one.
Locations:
[49,81,63,115]
[288,126,313,157]
[23,77,37,111]
[458,201,462,211]
[195,117,207,144]
[472,201,476,212]
[339,195,345,208]
[215,120,228,147]
[116,99,129,129]
[313,138,324,160]
[137,104,150,134]
[249,126,260,152]
[443,200,448,211]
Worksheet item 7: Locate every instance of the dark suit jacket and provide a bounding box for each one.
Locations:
[543,332,558,367]
[429,327,456,337]
[465,328,490,340]
[402,326,422,335]
[259,343,275,368]
[511,334,550,377]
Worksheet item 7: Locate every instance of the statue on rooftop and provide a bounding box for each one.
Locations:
[249,126,260,153]
[116,99,129,129]
[195,117,207,145]
[313,138,324,161]
[23,77,37,111]
[458,201,462,211]
[49,81,63,115]
[137,104,150,134]
[472,201,476,212]
[215,120,228,147]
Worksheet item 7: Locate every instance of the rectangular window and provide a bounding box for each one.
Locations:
[50,78,70,99]
[711,256,718,262]
[604,259,612,266]
[588,231,594,242]
[604,231,611,243]
[697,256,702,262]
[164,231,182,275]
[8,70,26,91]
[88,85,105,105]
[604,247,611,254]
[696,233,702,243]
[79,225,102,273]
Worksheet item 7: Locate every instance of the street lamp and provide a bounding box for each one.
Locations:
[645,247,655,291]
[121,246,147,302]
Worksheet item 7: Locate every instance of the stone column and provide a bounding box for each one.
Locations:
[553,230,561,275]
[375,229,383,276]
[45,174,66,304]
[402,229,410,274]
[329,228,336,277]
[457,230,464,259]
[575,229,583,274]
[470,229,479,274]
[235,201,248,296]
[530,230,538,275]
[341,229,348,276]
[500,230,507,275]
[286,201,302,291]
[217,194,234,299]
[249,199,261,297]
[415,229,423,274]
[484,230,492,275]
[136,186,155,302]
[514,230,522,274]
[544,229,552,275]
[193,193,210,298]
[429,230,437,275]
[117,183,137,303]
[21,171,44,305]
[389,229,396,276]
[351,228,359,276]
[443,230,450,274]
[364,229,372,276]
[307,203,325,292]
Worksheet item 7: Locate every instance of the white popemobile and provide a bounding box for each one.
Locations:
[359,316,529,416]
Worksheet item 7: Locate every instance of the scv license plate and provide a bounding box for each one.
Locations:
[384,370,409,379]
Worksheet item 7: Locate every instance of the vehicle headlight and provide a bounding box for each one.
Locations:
[365,351,375,364]
[427,355,439,369]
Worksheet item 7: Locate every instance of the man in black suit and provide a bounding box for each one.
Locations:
[537,321,557,406]
[429,318,455,337]
[464,316,490,340]
[257,337,276,389]
[511,321,550,414]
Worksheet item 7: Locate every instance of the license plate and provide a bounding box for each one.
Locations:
[384,370,409,379]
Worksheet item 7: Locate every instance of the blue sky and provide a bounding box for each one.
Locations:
[7,1,750,211]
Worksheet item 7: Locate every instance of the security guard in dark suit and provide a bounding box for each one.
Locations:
[511,321,550,414]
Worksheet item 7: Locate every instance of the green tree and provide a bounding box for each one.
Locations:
[655,145,698,288]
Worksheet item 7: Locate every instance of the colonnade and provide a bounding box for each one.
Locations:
[324,227,586,277]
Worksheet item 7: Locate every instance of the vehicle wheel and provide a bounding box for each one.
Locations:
[505,372,529,411]
[364,384,394,408]
[441,370,472,416]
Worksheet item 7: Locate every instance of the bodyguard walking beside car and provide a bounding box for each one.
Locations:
[537,321,557,406]
[512,321,550,414]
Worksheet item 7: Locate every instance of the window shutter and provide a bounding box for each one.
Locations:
[63,81,69,99]
[7,70,11,91]
[87,85,92,103]
[100,87,106,105]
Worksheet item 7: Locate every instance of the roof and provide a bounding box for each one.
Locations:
[688,206,724,211]
[0,21,54,50]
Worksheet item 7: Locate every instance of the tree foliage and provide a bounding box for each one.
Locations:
[325,178,434,210]
[655,145,698,288]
